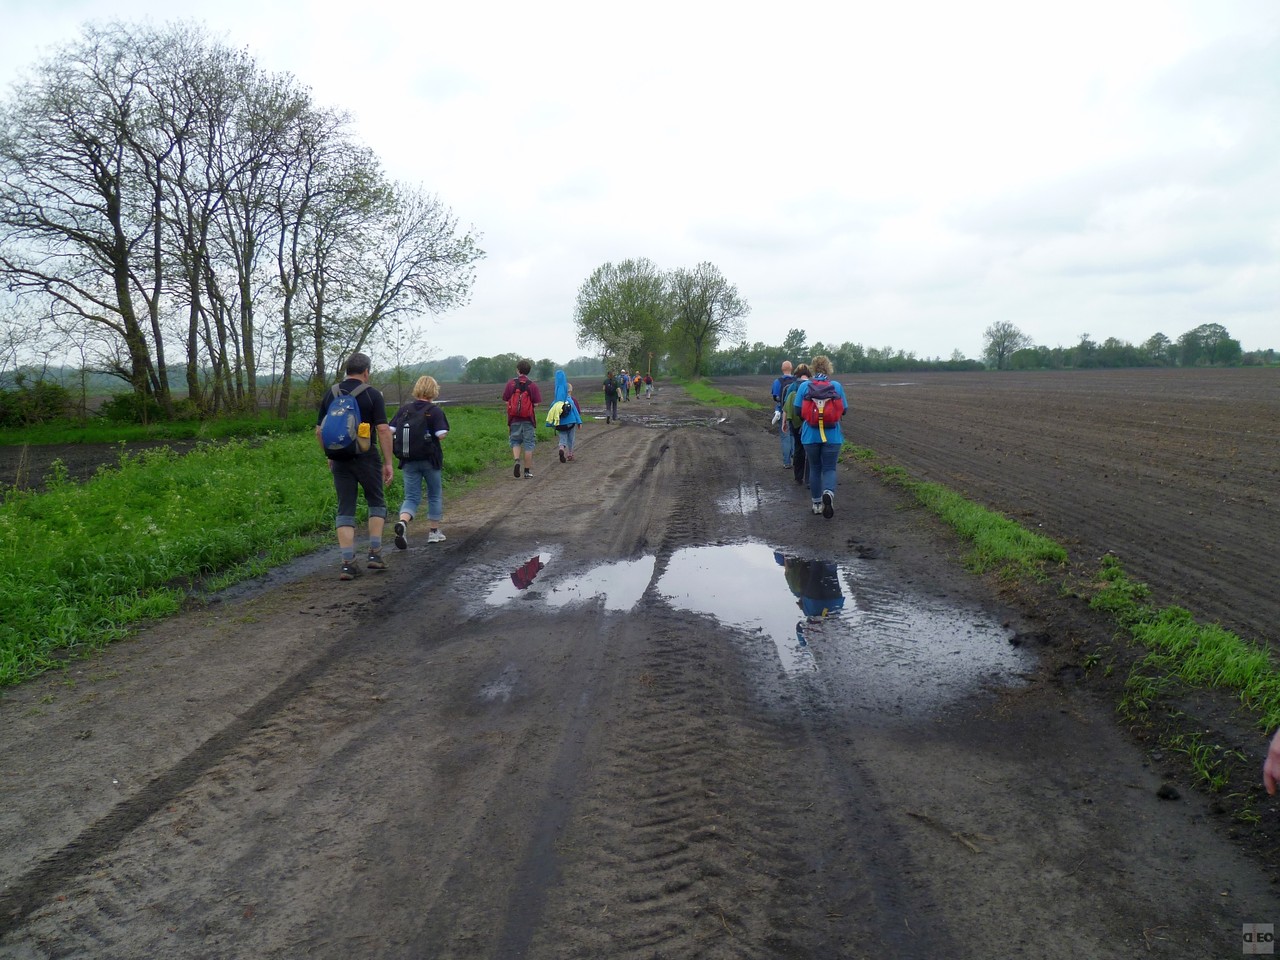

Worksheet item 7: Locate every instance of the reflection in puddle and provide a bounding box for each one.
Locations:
[655,542,1031,711]
[482,547,655,613]
[657,545,817,676]
[474,541,1031,714]
[716,482,763,515]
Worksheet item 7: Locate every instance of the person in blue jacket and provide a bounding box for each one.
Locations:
[792,355,848,519]
[547,369,584,462]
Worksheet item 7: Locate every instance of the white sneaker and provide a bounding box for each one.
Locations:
[427,530,446,543]
[811,502,823,515]
[822,491,834,519]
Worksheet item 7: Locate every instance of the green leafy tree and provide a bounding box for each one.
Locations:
[1178,323,1241,367]
[573,258,669,370]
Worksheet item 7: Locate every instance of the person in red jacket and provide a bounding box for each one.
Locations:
[502,358,542,479]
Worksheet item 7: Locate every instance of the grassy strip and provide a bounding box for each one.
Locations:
[0,405,525,687]
[845,445,1066,578]
[681,378,764,410]
[849,443,1280,750]
[1092,556,1280,732]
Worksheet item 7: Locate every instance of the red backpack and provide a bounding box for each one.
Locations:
[800,380,844,440]
[506,377,533,420]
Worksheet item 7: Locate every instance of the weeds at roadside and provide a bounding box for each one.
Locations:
[0,405,521,687]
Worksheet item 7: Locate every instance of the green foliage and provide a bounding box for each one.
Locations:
[0,379,72,426]
[0,404,519,687]
[682,378,763,410]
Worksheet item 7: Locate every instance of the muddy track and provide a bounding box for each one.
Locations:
[2,384,1277,959]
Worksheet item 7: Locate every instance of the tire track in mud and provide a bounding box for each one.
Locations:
[0,419,683,947]
[525,417,955,959]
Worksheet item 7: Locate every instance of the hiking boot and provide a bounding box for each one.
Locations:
[524,469,533,479]
[427,529,446,543]
[340,560,361,580]
[366,550,387,570]
[811,502,823,515]
[513,462,522,479]
[558,447,566,463]
[393,520,409,550]
[822,491,835,519]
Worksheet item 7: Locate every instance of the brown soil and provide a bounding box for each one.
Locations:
[1,373,1277,959]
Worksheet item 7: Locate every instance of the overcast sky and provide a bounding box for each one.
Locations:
[3,0,1277,364]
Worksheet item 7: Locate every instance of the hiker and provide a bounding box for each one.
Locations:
[1266,728,1280,794]
[620,368,630,401]
[771,360,795,468]
[503,359,543,479]
[634,373,644,398]
[782,363,811,486]
[316,352,394,580]
[603,371,620,423]
[391,375,450,549]
[546,370,584,462]
[793,355,848,519]
[644,373,653,400]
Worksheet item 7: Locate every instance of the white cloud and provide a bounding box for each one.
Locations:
[2,0,1277,362]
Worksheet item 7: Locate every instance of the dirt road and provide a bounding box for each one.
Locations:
[1,384,1276,958]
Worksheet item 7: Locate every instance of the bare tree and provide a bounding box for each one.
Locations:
[982,321,1032,370]
[668,262,749,377]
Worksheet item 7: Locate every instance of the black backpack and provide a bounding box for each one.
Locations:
[390,400,442,468]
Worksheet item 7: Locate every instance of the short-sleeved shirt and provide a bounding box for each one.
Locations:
[317,377,389,457]
[502,375,542,424]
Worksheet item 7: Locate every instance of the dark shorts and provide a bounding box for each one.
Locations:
[331,453,387,527]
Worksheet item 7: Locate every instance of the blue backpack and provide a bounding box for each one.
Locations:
[320,382,370,459]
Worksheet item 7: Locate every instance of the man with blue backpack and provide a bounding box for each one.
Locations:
[316,352,394,580]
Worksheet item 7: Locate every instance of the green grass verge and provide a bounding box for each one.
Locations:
[0,405,532,687]
[681,378,765,410]
[845,444,1066,578]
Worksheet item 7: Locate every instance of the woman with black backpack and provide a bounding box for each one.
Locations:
[390,376,450,548]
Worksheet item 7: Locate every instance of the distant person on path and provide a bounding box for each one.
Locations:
[503,359,542,479]
[316,352,394,580]
[1265,728,1280,794]
[782,363,811,486]
[793,355,848,519]
[771,360,795,468]
[546,370,583,462]
[634,373,644,398]
[391,375,450,548]
[603,371,620,423]
[620,369,631,401]
[644,373,653,400]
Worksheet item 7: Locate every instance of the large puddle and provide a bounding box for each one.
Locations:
[472,541,1032,715]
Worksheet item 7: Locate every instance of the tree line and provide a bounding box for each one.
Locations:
[982,321,1273,371]
[0,20,482,420]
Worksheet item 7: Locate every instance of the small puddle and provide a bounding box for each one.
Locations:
[482,547,655,613]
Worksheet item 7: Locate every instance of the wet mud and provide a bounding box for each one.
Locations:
[1,376,1277,959]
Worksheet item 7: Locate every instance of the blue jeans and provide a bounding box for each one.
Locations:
[561,425,577,453]
[780,421,793,466]
[804,442,841,503]
[398,459,443,522]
